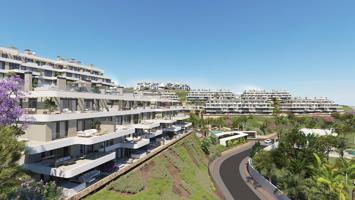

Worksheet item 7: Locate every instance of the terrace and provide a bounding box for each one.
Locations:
[25,126,135,154]
[117,137,150,149]
[24,151,116,178]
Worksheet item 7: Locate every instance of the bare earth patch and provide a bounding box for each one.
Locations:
[166,162,190,198]
[139,161,155,185]
[182,143,201,167]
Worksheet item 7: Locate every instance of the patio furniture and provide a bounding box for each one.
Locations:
[77,129,97,137]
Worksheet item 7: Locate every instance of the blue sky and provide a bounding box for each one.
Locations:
[1,0,355,105]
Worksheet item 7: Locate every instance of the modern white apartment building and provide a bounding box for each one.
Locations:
[141,90,179,101]
[187,89,236,102]
[205,90,340,115]
[1,47,191,193]
[136,81,191,91]
[0,47,116,90]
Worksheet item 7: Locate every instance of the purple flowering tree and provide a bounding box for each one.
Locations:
[0,76,63,199]
[0,76,25,126]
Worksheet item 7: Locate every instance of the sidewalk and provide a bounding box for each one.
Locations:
[239,157,275,200]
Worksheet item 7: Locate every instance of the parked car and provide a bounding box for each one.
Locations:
[264,139,272,145]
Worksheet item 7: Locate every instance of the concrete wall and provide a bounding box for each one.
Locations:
[48,122,56,140]
[100,121,115,135]
[68,120,77,137]
[25,123,53,142]
[24,72,33,92]
[247,159,290,200]
[60,121,66,138]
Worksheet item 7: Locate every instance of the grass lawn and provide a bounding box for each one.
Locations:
[86,134,219,200]
[345,131,355,149]
[341,105,354,113]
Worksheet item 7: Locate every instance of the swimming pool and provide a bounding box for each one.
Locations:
[346,149,355,156]
[209,130,223,135]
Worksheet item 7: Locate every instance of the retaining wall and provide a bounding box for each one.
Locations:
[247,159,290,200]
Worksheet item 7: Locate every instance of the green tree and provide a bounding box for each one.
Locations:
[9,180,63,200]
[44,98,57,114]
[0,126,26,199]
[249,141,262,158]
[316,135,338,160]
[253,150,275,181]
[272,97,281,115]
[201,138,211,154]
[308,153,348,200]
[175,90,188,105]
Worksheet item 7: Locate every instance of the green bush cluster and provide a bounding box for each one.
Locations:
[107,172,145,194]
[163,148,184,171]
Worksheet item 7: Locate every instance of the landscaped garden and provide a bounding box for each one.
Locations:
[250,113,355,200]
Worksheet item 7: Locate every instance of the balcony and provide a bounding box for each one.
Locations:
[26,127,135,154]
[118,137,150,149]
[145,118,177,125]
[22,105,185,123]
[144,130,164,139]
[173,114,190,121]
[131,121,161,129]
[175,122,192,129]
[163,125,182,132]
[24,151,116,178]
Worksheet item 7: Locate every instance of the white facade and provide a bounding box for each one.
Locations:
[0,47,116,88]
[4,47,192,186]
[204,90,340,115]
[136,81,190,91]
[187,89,236,101]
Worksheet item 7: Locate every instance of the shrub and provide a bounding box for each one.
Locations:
[108,172,144,194]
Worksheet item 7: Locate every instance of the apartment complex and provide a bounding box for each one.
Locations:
[136,81,191,91]
[202,90,340,114]
[187,89,236,101]
[1,47,191,195]
[0,47,116,91]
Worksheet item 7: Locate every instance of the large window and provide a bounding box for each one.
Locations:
[9,63,19,70]
[56,121,60,139]
[44,70,53,77]
[65,121,68,137]
[0,61,4,69]
[28,98,37,108]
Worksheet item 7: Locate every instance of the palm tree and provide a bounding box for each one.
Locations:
[308,153,348,200]
[272,97,281,116]
[333,158,355,189]
[44,98,57,114]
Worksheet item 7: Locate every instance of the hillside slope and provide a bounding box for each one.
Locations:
[86,134,219,200]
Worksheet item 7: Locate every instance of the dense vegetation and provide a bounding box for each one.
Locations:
[86,134,219,200]
[189,113,281,136]
[251,113,355,200]
[200,134,246,160]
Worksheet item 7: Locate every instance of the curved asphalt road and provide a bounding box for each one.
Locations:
[219,148,260,200]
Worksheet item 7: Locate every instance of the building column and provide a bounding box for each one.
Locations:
[4,62,10,70]
[56,76,67,90]
[78,98,84,112]
[24,71,33,91]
